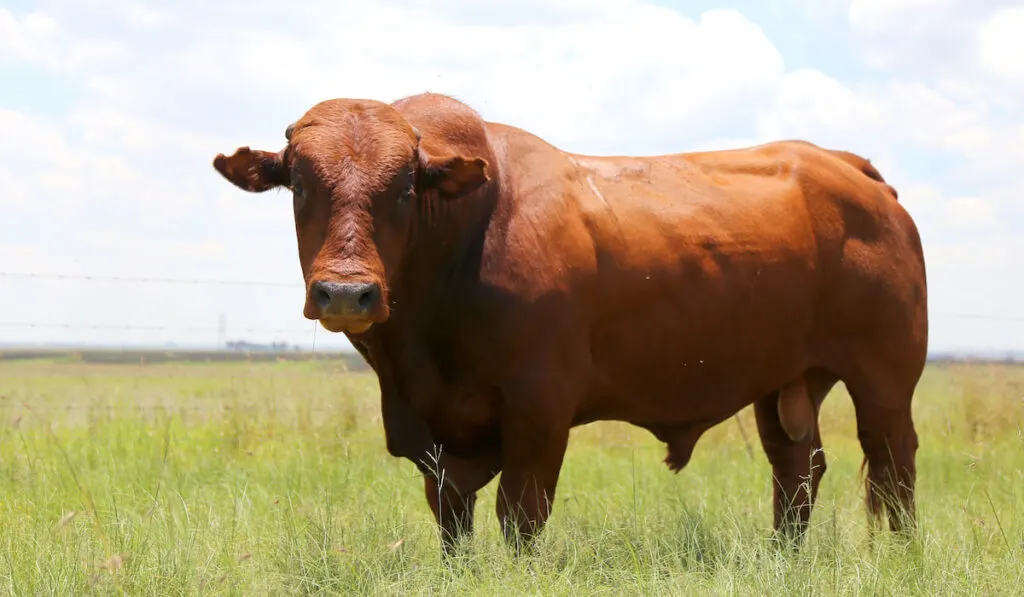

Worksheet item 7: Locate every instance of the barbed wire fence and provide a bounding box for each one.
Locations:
[2,270,1022,453]
[2,269,1024,372]
[0,270,330,353]
[4,270,1024,340]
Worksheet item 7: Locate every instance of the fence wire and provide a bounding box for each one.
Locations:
[2,271,1024,336]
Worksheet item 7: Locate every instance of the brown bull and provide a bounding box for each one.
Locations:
[213,92,928,552]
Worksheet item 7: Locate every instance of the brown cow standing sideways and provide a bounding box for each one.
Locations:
[212,92,928,554]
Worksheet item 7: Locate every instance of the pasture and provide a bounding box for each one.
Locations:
[0,353,1021,595]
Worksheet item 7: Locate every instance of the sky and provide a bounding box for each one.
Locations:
[1,0,1022,354]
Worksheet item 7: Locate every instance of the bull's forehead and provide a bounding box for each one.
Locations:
[290,99,416,156]
[287,99,416,197]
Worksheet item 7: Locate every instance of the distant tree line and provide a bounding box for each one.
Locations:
[226,340,303,352]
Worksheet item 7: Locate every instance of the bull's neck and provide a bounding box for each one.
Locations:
[392,179,498,321]
[355,177,499,426]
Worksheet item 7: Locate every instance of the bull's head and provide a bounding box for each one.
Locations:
[212,99,489,334]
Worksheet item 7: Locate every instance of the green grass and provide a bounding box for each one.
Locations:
[0,357,1022,595]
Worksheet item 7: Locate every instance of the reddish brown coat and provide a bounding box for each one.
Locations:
[213,92,927,551]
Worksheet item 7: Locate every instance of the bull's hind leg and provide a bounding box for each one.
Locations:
[846,374,919,535]
[754,368,838,544]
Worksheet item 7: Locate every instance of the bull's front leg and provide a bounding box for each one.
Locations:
[493,396,573,552]
[381,384,500,555]
[365,339,497,555]
[419,448,502,556]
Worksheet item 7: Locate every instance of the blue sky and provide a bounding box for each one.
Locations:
[1,0,1022,353]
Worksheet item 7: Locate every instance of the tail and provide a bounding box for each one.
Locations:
[828,149,899,201]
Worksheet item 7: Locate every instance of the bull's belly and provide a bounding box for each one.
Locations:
[582,313,808,424]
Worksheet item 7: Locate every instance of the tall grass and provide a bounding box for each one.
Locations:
[0,358,1021,595]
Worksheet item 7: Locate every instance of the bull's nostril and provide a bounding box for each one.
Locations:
[357,289,375,309]
[314,287,332,310]
[312,280,378,315]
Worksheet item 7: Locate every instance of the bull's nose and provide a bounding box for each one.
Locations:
[311,280,381,316]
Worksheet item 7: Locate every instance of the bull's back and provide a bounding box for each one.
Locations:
[566,141,831,296]
[483,131,923,420]
[676,140,927,378]
[562,141,919,419]
[554,145,827,417]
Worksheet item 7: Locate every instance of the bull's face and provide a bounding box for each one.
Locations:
[212,99,489,334]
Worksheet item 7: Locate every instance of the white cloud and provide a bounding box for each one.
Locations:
[159,3,784,155]
[0,0,1020,352]
[67,104,228,158]
[86,76,139,106]
[0,169,27,207]
[0,108,150,218]
[0,108,69,166]
[847,0,1022,80]
[0,9,59,66]
[0,7,124,71]
[943,196,999,231]
[759,71,989,154]
[977,6,1024,83]
[904,187,1002,237]
[119,1,168,27]
[756,69,886,144]
[848,0,956,31]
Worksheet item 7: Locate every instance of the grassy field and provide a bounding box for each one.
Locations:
[0,356,1021,595]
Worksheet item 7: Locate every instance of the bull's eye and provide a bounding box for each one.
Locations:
[397,168,415,204]
[291,177,306,212]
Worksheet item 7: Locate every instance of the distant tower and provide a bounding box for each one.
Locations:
[218,312,226,349]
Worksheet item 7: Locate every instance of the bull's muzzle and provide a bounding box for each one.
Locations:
[305,279,385,333]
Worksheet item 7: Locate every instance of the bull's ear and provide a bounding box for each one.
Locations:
[212,146,288,192]
[417,149,489,199]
